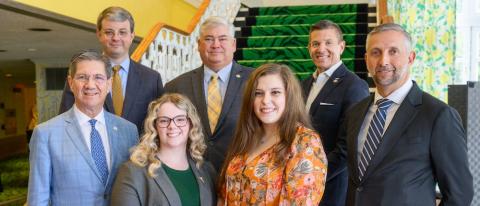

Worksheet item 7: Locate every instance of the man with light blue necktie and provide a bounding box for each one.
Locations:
[27,51,138,206]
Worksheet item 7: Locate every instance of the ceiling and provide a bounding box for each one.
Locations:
[0,1,139,81]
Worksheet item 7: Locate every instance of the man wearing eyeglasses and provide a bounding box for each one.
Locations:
[59,6,164,133]
[28,51,138,206]
[301,20,369,206]
[165,16,252,170]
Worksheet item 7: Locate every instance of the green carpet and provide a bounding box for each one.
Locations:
[0,155,28,205]
[235,3,370,80]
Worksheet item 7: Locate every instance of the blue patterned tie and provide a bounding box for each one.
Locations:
[89,119,109,185]
[359,99,394,181]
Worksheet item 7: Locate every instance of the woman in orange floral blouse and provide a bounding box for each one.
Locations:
[218,63,327,206]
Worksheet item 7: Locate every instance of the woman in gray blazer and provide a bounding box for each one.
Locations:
[111,93,217,206]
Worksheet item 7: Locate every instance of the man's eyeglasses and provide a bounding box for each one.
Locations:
[101,29,131,38]
[74,74,107,84]
[156,115,189,128]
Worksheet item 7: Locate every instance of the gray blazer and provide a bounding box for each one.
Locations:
[111,158,217,206]
[164,61,252,170]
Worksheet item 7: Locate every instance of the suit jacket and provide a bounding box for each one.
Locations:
[27,108,139,206]
[302,64,369,206]
[344,82,473,206]
[59,59,164,132]
[111,158,217,206]
[164,62,252,170]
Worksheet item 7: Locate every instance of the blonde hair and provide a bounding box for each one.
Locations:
[130,93,206,177]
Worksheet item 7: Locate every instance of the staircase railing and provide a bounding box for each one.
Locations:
[131,0,241,83]
[377,0,393,24]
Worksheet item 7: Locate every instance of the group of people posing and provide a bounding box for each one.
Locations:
[27,6,473,206]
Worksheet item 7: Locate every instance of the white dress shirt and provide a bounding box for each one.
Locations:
[73,105,111,170]
[305,61,343,112]
[357,79,414,158]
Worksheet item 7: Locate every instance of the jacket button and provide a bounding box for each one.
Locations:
[357,187,363,192]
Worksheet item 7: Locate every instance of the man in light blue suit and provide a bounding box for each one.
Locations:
[28,51,138,206]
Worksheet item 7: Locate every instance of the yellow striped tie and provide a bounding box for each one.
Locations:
[112,65,124,116]
[207,73,222,133]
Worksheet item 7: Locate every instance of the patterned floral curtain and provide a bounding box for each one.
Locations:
[388,0,456,102]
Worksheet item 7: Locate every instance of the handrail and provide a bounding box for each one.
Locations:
[377,0,394,24]
[131,0,210,61]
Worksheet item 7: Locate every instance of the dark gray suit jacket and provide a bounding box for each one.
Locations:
[302,64,369,206]
[111,159,217,206]
[344,82,473,206]
[164,62,252,170]
[59,59,164,132]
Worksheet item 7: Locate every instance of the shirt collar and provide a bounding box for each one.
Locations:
[374,78,413,105]
[111,58,130,73]
[312,60,342,80]
[73,104,106,126]
[204,62,233,83]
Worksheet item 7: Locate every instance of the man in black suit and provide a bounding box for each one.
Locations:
[59,7,164,132]
[343,23,473,206]
[302,20,369,206]
[165,16,252,170]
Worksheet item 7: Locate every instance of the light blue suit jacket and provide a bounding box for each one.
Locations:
[27,108,138,206]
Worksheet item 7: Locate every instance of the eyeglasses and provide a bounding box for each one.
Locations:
[156,115,189,128]
[101,29,131,38]
[74,74,107,84]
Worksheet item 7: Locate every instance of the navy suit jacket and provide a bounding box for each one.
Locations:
[164,62,252,170]
[302,64,369,206]
[344,82,473,206]
[59,59,164,132]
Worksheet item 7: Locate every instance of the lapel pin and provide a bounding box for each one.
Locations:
[236,74,241,78]
[199,176,205,183]
[333,78,341,84]
[113,126,118,131]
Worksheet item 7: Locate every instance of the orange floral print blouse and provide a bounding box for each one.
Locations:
[220,125,327,206]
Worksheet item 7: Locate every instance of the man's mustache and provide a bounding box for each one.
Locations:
[375,66,396,72]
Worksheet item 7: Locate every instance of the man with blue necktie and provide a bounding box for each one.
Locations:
[28,51,138,206]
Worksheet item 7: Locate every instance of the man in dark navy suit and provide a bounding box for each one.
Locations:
[60,7,164,132]
[302,20,369,206]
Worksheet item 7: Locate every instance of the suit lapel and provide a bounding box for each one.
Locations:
[153,167,182,205]
[191,67,211,136]
[122,60,140,119]
[189,159,211,206]
[362,83,422,181]
[309,65,347,115]
[301,76,314,101]
[348,96,373,185]
[215,62,245,132]
[64,108,104,183]
[104,112,119,186]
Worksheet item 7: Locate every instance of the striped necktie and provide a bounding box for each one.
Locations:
[112,65,124,116]
[89,119,109,185]
[358,98,394,181]
[207,73,222,133]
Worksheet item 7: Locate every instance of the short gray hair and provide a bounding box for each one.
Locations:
[366,23,413,51]
[97,6,135,32]
[199,16,235,38]
[68,50,112,78]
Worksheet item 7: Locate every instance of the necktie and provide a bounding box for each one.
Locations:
[89,119,109,185]
[207,73,222,133]
[112,65,124,116]
[358,98,394,180]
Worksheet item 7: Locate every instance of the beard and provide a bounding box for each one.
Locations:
[372,65,402,87]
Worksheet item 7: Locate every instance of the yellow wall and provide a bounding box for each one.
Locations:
[17,0,197,37]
